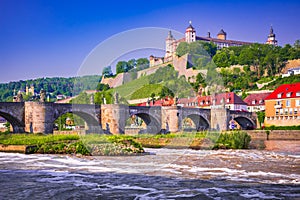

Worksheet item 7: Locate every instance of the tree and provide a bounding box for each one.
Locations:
[213,50,230,67]
[176,42,189,57]
[136,58,149,71]
[127,59,136,71]
[94,91,113,105]
[159,86,174,98]
[96,83,110,91]
[116,61,129,74]
[257,111,265,128]
[102,66,113,78]
[294,39,300,49]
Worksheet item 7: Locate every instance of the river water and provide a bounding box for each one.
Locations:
[0,148,299,199]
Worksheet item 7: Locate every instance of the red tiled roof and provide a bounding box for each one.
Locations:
[244,92,271,106]
[265,83,300,100]
[198,92,246,106]
[177,97,197,104]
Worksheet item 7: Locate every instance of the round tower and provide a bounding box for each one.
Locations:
[217,29,227,40]
[185,21,196,43]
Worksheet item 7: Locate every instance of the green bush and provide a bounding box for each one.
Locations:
[213,131,251,149]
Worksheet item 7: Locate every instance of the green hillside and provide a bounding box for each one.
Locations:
[130,84,163,100]
[112,75,150,99]
[111,65,196,101]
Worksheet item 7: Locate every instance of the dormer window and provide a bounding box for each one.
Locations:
[286,92,292,98]
[277,93,282,98]
[259,100,264,104]
[296,91,300,97]
[252,100,256,105]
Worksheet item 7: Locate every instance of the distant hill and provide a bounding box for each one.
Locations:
[0,75,101,102]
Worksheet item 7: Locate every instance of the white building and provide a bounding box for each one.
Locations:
[282,67,300,77]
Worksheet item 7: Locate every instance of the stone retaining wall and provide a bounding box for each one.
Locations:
[0,144,37,154]
[246,130,300,140]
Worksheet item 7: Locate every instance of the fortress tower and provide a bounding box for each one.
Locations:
[165,30,177,58]
[217,29,227,40]
[266,26,278,46]
[185,21,196,43]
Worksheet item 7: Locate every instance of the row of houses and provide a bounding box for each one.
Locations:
[138,82,300,127]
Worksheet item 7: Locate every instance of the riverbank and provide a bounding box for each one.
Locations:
[1,131,299,155]
[0,134,144,155]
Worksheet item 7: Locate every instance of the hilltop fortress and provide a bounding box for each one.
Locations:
[102,22,277,88]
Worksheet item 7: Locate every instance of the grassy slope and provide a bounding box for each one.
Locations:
[130,84,163,100]
[110,76,150,100]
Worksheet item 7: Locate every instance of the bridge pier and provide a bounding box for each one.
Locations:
[162,106,181,132]
[101,104,129,134]
[210,107,229,131]
[24,102,54,133]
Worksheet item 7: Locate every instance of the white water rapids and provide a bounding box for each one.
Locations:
[0,149,299,199]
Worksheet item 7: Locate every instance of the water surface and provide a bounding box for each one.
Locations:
[0,149,299,199]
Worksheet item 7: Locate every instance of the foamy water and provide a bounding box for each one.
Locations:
[0,149,299,199]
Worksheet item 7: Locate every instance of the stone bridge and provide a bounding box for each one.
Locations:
[0,102,256,134]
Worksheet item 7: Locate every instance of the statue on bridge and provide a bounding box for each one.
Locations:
[14,91,24,102]
[39,89,46,102]
[114,92,119,104]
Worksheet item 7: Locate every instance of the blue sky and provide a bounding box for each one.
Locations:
[0,0,299,83]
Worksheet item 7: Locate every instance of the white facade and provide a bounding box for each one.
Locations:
[282,67,300,77]
[185,22,196,43]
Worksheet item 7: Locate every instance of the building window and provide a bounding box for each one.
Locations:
[276,109,279,115]
[259,100,264,104]
[286,100,291,107]
[296,100,300,107]
[280,109,283,115]
[277,93,282,98]
[289,108,293,115]
[285,108,288,115]
[294,108,298,115]
[286,92,292,97]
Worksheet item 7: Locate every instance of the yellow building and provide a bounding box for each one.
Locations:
[265,83,300,126]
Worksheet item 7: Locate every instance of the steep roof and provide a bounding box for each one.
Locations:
[218,29,226,35]
[244,92,271,106]
[265,82,300,100]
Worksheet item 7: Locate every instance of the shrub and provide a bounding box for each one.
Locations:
[213,131,251,149]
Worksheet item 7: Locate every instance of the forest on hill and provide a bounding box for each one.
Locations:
[176,40,300,91]
[0,75,101,102]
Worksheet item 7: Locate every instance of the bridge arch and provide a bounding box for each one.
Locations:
[233,116,256,130]
[129,112,161,134]
[183,114,210,131]
[54,110,101,133]
[0,111,25,133]
[53,104,102,134]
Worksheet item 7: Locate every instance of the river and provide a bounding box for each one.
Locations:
[0,148,299,199]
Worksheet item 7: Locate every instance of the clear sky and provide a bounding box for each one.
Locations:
[0,0,299,83]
